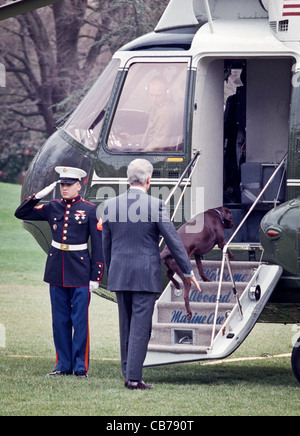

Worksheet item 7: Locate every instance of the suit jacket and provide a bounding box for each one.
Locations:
[102,188,192,294]
[15,195,104,287]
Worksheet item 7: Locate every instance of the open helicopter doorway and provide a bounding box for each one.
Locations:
[192,57,292,244]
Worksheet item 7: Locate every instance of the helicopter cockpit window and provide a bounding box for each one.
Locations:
[107,62,188,153]
[64,59,120,151]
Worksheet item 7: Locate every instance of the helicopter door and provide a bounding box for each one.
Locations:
[227,58,292,243]
[191,58,224,216]
[192,57,293,242]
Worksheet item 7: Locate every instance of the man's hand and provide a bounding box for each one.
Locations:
[35,181,57,200]
[186,276,201,293]
[89,281,99,292]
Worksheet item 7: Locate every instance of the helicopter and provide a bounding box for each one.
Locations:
[0,0,62,21]
[12,0,300,383]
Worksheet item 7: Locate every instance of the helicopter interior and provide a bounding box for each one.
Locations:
[192,56,293,243]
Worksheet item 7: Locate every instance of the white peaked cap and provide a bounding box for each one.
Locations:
[55,166,87,183]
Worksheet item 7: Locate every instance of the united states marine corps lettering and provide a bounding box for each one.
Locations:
[15,166,104,378]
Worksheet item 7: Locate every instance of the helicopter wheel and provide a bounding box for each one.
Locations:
[291,337,300,383]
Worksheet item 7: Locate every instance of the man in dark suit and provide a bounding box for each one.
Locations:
[15,166,104,378]
[102,159,201,390]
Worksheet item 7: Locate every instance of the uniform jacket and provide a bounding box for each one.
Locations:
[102,188,192,294]
[15,195,104,287]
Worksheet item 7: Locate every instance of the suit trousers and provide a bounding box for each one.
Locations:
[50,285,90,374]
[116,291,157,381]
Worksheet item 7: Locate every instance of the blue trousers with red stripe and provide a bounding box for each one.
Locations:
[50,285,90,374]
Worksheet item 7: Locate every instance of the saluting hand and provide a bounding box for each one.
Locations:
[35,181,57,200]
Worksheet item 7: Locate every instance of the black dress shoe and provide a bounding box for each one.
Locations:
[126,380,153,390]
[75,370,88,378]
[47,370,72,377]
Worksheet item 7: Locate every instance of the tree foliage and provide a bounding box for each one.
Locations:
[0,0,168,182]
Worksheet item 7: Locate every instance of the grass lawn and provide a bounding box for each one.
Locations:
[0,182,299,416]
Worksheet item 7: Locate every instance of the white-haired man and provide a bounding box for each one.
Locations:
[102,159,201,389]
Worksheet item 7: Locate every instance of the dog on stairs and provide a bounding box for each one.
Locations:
[161,207,234,320]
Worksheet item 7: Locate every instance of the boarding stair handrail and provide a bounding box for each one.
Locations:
[209,153,288,349]
[159,150,201,247]
[165,150,201,206]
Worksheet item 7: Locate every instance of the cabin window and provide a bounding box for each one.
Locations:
[64,59,120,150]
[107,61,189,153]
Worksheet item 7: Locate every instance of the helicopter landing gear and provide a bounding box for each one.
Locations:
[291,336,300,384]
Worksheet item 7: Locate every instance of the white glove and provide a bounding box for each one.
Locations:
[35,181,57,200]
[89,281,99,292]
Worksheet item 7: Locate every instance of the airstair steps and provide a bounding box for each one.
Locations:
[170,281,246,304]
[150,322,222,348]
[146,343,209,355]
[198,260,261,283]
[147,260,261,355]
[157,301,234,324]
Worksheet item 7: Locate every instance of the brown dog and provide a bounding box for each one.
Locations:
[161,207,234,319]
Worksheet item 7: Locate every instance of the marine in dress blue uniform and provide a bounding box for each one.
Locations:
[15,167,104,377]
